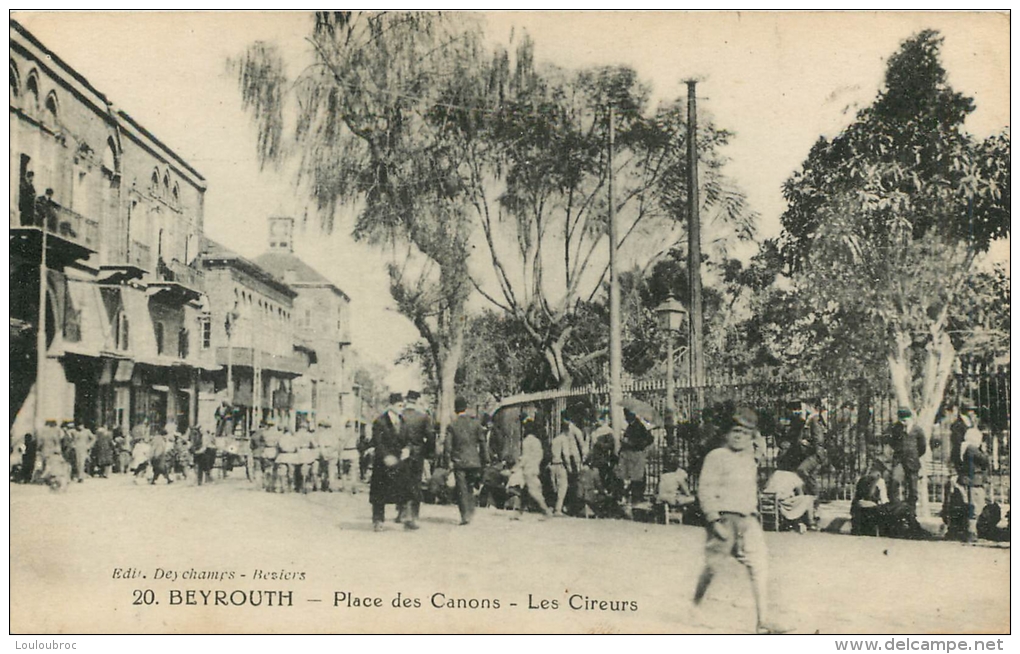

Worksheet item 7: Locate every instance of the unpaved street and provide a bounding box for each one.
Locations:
[10,475,1009,634]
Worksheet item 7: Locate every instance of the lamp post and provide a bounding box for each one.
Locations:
[655,295,688,451]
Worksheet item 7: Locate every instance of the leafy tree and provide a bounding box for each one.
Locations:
[234,11,486,437]
[413,33,756,391]
[778,30,1009,434]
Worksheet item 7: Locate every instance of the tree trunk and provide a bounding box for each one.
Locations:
[435,311,465,460]
[544,338,573,391]
[887,329,913,412]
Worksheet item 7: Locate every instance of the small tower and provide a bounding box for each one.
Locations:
[268,216,295,253]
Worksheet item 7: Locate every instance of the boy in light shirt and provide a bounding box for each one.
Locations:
[694,407,788,634]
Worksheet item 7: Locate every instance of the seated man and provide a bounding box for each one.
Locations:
[851,468,890,536]
[656,464,696,523]
[763,469,817,532]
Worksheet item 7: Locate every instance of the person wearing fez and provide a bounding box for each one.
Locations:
[399,390,431,529]
[370,393,409,532]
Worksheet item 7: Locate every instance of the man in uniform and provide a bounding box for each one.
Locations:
[401,390,432,528]
[370,393,409,532]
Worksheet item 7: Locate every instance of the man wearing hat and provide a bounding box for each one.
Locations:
[890,407,926,513]
[400,390,431,528]
[370,393,410,531]
[949,401,979,476]
[444,396,489,525]
[694,407,787,634]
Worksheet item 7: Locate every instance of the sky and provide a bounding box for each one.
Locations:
[12,11,1010,392]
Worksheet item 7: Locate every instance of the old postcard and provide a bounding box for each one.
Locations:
[8,11,1010,637]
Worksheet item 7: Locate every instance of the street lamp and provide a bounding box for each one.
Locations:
[655,294,688,450]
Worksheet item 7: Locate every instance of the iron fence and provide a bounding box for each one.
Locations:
[492,368,1010,509]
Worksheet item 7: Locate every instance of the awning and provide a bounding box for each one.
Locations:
[121,287,159,359]
[65,278,113,354]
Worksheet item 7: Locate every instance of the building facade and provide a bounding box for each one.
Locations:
[255,218,353,430]
[10,21,212,436]
[198,237,308,433]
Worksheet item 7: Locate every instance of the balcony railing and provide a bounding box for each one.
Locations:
[156,257,205,291]
[10,200,100,253]
[51,203,100,252]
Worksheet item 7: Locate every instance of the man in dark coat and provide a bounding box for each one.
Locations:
[795,398,828,495]
[400,390,431,529]
[370,393,409,532]
[444,396,489,525]
[19,170,36,226]
[890,407,926,513]
[92,427,115,478]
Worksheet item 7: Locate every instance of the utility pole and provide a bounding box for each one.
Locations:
[608,105,624,439]
[34,214,49,433]
[686,80,705,400]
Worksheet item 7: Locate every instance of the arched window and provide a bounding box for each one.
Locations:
[154,322,165,356]
[25,70,39,111]
[150,169,160,196]
[102,138,119,175]
[44,91,58,125]
[10,59,20,99]
[162,171,170,200]
[171,183,180,208]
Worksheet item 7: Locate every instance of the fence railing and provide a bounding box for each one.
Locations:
[492,371,1010,509]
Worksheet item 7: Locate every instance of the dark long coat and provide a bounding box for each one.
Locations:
[92,428,115,468]
[370,411,410,505]
[401,407,433,502]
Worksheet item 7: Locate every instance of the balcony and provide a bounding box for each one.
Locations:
[98,241,151,284]
[9,200,98,268]
[215,346,308,377]
[147,257,205,304]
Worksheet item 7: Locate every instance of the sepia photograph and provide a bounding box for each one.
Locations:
[7,10,1011,639]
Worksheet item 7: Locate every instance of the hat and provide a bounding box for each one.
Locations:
[962,399,978,411]
[406,390,421,401]
[897,407,913,420]
[388,392,404,405]
[454,396,468,413]
[733,407,758,429]
[786,401,802,411]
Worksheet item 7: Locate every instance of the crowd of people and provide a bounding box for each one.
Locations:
[10,391,1006,549]
[10,418,201,490]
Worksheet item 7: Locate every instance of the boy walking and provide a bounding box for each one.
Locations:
[693,407,787,634]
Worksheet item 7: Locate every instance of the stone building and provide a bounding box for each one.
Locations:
[9,20,213,436]
[254,217,353,430]
[197,237,308,433]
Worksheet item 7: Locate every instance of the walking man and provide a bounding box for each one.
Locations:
[694,407,787,634]
[401,391,432,528]
[550,415,581,516]
[445,396,489,526]
[370,393,409,532]
[513,413,552,519]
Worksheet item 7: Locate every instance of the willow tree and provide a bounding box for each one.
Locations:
[234,11,485,434]
[780,30,1009,435]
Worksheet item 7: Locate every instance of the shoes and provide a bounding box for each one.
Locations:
[404,521,420,531]
[756,622,792,635]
